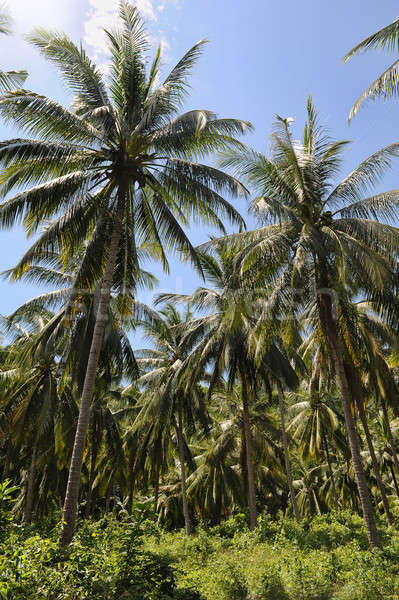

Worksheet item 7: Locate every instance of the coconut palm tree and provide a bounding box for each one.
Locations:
[130,304,209,535]
[344,16,399,119]
[0,2,250,544]
[217,97,399,546]
[158,248,299,529]
[288,387,345,508]
[0,312,60,523]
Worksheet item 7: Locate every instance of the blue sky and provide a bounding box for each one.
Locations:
[0,0,399,319]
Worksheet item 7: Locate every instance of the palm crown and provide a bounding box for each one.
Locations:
[0,2,249,281]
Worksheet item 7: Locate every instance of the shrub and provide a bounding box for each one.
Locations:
[214,562,248,600]
[253,566,288,600]
[213,514,248,538]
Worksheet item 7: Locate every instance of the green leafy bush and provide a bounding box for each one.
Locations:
[2,510,399,600]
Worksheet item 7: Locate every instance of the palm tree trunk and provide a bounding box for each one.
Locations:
[154,465,160,514]
[177,403,191,536]
[277,384,300,521]
[309,348,321,397]
[381,398,399,489]
[24,442,37,524]
[239,420,248,490]
[390,464,399,497]
[322,428,339,507]
[105,481,112,514]
[357,395,394,525]
[319,291,381,548]
[240,368,257,530]
[84,437,98,519]
[2,449,10,480]
[60,193,125,546]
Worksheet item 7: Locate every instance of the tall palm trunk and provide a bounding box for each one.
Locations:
[381,397,399,488]
[240,368,257,530]
[310,349,339,506]
[84,434,99,519]
[2,449,10,480]
[239,419,248,489]
[105,481,112,514]
[344,358,394,525]
[153,464,160,514]
[319,290,381,548]
[177,403,191,535]
[322,427,339,507]
[24,442,37,524]
[356,395,394,525]
[278,384,300,521]
[60,193,125,546]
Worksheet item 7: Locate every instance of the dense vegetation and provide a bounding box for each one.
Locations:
[2,494,399,599]
[2,2,399,597]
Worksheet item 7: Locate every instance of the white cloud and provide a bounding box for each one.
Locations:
[9,0,75,31]
[84,0,181,65]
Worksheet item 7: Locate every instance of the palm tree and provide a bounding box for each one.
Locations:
[0,312,60,524]
[277,383,301,521]
[158,248,299,529]
[344,17,399,119]
[130,305,209,535]
[186,412,243,525]
[288,386,345,508]
[158,249,261,529]
[0,2,249,545]
[218,97,399,546]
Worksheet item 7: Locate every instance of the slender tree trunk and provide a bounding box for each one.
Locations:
[128,479,135,515]
[2,449,10,480]
[357,395,394,525]
[177,403,191,535]
[239,420,248,490]
[381,398,399,489]
[60,193,125,546]
[84,436,98,519]
[322,429,339,507]
[278,384,300,521]
[24,443,37,524]
[154,465,160,514]
[240,368,257,530]
[105,482,112,514]
[319,291,381,548]
[389,464,399,498]
[309,348,321,397]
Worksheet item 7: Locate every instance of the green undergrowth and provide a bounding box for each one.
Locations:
[1,500,399,599]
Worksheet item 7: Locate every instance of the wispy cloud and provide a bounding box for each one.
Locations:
[84,0,180,65]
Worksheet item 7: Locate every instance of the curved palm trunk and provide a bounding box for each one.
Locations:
[381,398,399,492]
[278,384,300,521]
[357,396,394,525]
[60,193,125,546]
[177,403,191,535]
[319,291,381,548]
[240,368,257,530]
[24,442,37,524]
